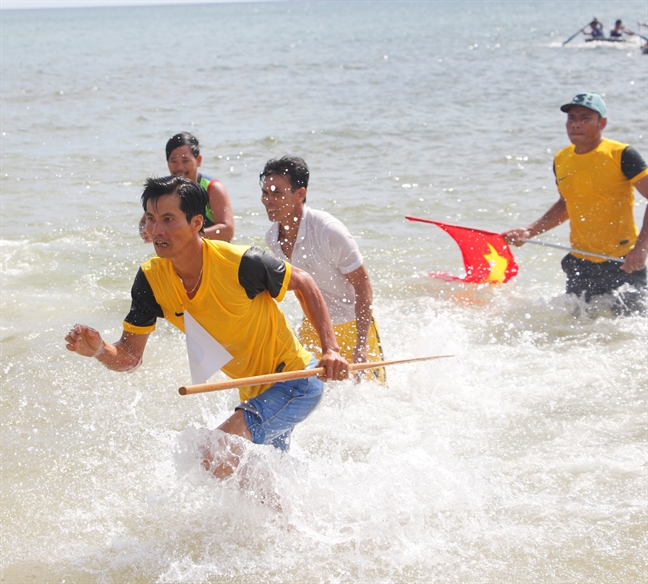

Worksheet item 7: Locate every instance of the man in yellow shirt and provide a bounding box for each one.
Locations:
[66,176,348,477]
[504,93,648,312]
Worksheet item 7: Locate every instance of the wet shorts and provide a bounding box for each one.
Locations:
[561,253,647,314]
[561,253,647,300]
[298,317,387,385]
[236,357,323,452]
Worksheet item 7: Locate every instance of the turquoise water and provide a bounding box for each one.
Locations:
[2,1,647,582]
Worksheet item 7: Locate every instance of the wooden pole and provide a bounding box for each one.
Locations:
[179,354,454,395]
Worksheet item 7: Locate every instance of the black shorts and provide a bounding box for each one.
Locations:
[561,253,647,301]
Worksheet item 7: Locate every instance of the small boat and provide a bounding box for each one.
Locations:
[584,37,629,43]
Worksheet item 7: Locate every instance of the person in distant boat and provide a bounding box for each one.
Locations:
[260,155,386,383]
[503,93,648,313]
[584,18,605,40]
[640,23,648,53]
[139,132,234,243]
[609,20,630,39]
[68,176,348,476]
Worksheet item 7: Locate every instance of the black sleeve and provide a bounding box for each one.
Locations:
[621,146,648,180]
[124,268,164,328]
[238,247,288,300]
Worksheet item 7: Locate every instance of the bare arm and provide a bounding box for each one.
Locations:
[287,266,349,380]
[344,265,373,364]
[621,175,648,273]
[204,181,235,242]
[65,324,149,372]
[503,197,569,247]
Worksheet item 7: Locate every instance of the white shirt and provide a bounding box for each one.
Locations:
[265,206,363,325]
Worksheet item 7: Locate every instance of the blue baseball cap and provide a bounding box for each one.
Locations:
[560,93,607,117]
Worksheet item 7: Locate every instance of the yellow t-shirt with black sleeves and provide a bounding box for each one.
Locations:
[123,239,311,401]
[554,138,648,262]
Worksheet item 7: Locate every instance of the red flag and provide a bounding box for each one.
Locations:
[406,216,519,284]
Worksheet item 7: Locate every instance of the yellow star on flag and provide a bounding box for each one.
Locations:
[483,243,508,283]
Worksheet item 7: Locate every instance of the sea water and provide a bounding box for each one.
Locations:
[1,1,647,582]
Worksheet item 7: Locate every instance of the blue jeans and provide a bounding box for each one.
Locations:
[236,357,323,451]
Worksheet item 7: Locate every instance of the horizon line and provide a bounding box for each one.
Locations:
[0,0,286,11]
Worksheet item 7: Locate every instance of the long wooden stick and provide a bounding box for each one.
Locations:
[179,354,453,395]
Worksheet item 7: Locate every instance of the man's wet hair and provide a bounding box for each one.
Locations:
[165,132,200,161]
[260,156,310,191]
[141,176,207,232]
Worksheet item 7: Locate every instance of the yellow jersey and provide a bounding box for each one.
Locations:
[123,239,311,400]
[554,138,648,261]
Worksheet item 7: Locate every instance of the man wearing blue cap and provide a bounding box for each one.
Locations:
[504,93,648,312]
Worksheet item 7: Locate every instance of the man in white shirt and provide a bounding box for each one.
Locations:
[261,156,385,383]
